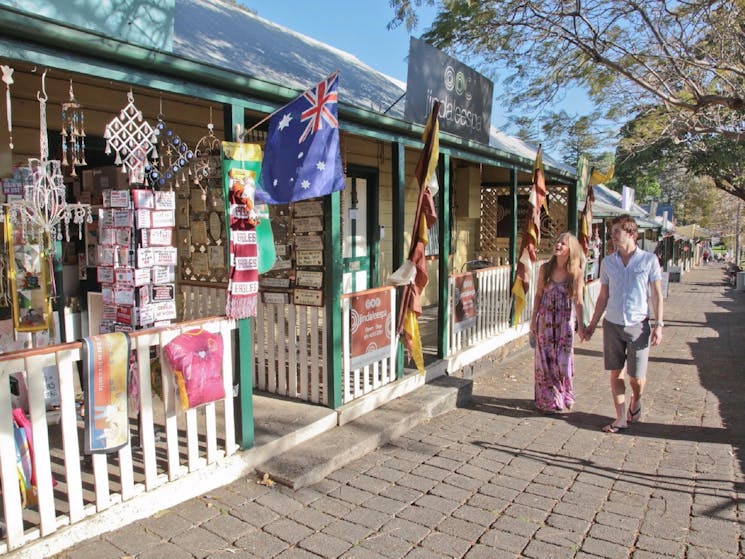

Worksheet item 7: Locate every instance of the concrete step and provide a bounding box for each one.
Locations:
[255,375,473,489]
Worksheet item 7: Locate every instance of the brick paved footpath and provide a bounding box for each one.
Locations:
[58,265,744,559]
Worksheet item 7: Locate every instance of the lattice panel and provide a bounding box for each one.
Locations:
[480,187,502,256]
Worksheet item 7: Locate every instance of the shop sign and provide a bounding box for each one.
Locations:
[404,37,493,145]
[349,289,392,370]
[453,273,477,333]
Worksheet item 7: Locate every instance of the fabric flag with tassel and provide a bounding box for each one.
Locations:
[510,145,547,326]
[388,101,441,374]
[576,154,594,255]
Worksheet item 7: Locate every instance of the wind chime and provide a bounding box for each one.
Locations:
[146,101,194,190]
[0,71,92,243]
[1,64,13,150]
[60,79,87,176]
[190,108,222,204]
[103,90,157,185]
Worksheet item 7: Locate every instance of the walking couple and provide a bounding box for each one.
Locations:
[529,215,664,432]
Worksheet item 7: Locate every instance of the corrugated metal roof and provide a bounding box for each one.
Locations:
[174,0,572,174]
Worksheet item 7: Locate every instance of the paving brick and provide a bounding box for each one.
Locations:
[478,528,530,553]
[502,502,550,524]
[379,517,430,544]
[231,500,281,527]
[513,490,557,511]
[492,513,541,537]
[463,544,519,559]
[298,532,353,559]
[522,538,577,559]
[55,539,129,559]
[397,504,447,527]
[634,534,685,557]
[429,481,473,502]
[418,531,473,557]
[329,484,375,506]
[379,484,422,504]
[589,522,638,547]
[348,474,392,495]
[410,464,451,482]
[322,519,374,544]
[137,541,196,559]
[452,504,498,527]
[465,493,510,514]
[435,516,486,542]
[339,547,389,559]
[343,506,392,530]
[414,494,461,514]
[441,472,483,492]
[173,499,223,524]
[580,536,632,559]
[263,518,315,545]
[396,474,438,492]
[289,507,336,530]
[358,533,413,558]
[139,510,194,539]
[201,513,256,542]
[173,525,235,558]
[534,525,585,546]
[255,490,306,514]
[310,496,355,519]
[104,525,163,554]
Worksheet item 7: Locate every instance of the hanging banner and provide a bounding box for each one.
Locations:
[349,288,393,370]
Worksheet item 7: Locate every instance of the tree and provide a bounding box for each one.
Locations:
[388,0,745,199]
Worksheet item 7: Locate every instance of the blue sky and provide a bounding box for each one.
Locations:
[241,1,594,138]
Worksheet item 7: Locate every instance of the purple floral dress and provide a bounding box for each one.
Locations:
[534,279,576,412]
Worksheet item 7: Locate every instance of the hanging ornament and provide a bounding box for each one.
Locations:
[1,64,13,150]
[190,107,222,202]
[145,105,194,190]
[60,79,87,176]
[103,90,156,185]
[1,70,91,249]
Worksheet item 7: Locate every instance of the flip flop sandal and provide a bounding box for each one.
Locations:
[602,423,628,433]
[627,403,642,423]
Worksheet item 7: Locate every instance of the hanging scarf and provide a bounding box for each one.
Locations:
[222,142,261,318]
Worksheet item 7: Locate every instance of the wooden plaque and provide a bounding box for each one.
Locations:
[295,250,324,267]
[294,216,323,233]
[293,288,324,307]
[296,270,324,289]
[294,234,324,251]
[293,199,323,217]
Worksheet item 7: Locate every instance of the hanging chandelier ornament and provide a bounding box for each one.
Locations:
[1,64,13,149]
[190,107,221,201]
[146,102,194,190]
[0,70,92,245]
[60,79,87,176]
[103,90,157,185]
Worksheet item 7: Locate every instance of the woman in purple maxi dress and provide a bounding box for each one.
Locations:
[530,233,585,413]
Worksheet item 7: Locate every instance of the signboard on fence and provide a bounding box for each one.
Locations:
[349,289,392,370]
[453,273,477,333]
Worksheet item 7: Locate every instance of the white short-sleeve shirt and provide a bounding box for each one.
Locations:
[599,248,662,326]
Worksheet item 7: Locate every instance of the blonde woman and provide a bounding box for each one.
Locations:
[529,232,586,413]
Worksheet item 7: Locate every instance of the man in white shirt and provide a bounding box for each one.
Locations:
[584,215,664,433]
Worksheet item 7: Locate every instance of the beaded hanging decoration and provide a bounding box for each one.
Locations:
[145,112,194,190]
[1,64,13,149]
[103,91,157,185]
[60,80,87,176]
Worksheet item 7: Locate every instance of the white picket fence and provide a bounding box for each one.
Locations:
[341,287,397,404]
[0,316,238,553]
[447,264,541,357]
[180,286,329,406]
[252,302,327,405]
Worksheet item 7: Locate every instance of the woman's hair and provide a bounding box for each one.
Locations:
[543,232,585,299]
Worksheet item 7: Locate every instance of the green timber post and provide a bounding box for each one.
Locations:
[392,142,406,379]
[509,169,518,277]
[568,179,578,235]
[224,103,254,450]
[437,154,451,358]
[325,191,343,408]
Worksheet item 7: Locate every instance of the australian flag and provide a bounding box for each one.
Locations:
[256,72,346,204]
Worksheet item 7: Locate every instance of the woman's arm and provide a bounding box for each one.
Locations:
[529,265,545,335]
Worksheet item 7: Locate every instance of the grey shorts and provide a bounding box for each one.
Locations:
[602,319,651,379]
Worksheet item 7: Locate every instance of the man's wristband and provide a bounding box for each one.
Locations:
[653,322,664,328]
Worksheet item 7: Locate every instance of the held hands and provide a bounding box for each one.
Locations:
[651,325,663,346]
[583,322,596,342]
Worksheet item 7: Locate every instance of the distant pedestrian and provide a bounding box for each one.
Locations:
[529,233,585,413]
[584,215,664,433]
